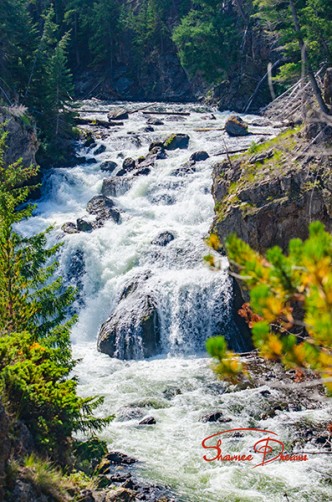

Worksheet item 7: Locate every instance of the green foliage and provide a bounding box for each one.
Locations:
[0,132,111,461]
[73,436,108,475]
[254,0,332,85]
[206,222,332,392]
[172,1,241,83]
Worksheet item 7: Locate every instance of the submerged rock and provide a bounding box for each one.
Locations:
[163,133,190,150]
[101,177,132,197]
[62,222,79,234]
[76,218,93,232]
[100,160,118,172]
[151,231,175,246]
[139,416,156,425]
[94,144,106,155]
[147,117,164,126]
[225,115,249,136]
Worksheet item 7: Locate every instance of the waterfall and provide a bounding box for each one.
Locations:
[33,102,264,357]
[28,102,332,502]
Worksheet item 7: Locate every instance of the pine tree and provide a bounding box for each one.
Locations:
[0,130,111,460]
[253,0,331,113]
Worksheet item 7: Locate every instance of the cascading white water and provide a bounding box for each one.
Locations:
[30,102,332,501]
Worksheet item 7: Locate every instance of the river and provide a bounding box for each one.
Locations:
[30,101,331,501]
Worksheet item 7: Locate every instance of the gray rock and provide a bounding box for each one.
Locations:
[106,451,137,464]
[201,411,231,423]
[151,231,175,246]
[190,151,209,162]
[162,386,182,399]
[116,407,145,422]
[139,416,156,425]
[94,144,106,155]
[86,195,120,224]
[108,107,129,121]
[0,108,38,167]
[101,178,132,197]
[133,167,151,176]
[149,141,164,151]
[122,157,136,171]
[225,115,249,136]
[62,222,79,234]
[76,218,93,232]
[98,292,160,360]
[164,133,190,150]
[85,157,97,165]
[147,117,164,126]
[100,160,118,172]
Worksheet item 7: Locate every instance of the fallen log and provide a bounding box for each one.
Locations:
[142,111,190,116]
[194,127,225,132]
[214,147,249,156]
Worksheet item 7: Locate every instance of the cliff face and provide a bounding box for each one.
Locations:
[0,107,38,167]
[211,127,332,254]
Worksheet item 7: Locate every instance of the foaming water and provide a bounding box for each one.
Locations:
[29,101,332,500]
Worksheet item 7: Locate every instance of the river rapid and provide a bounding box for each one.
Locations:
[30,101,331,501]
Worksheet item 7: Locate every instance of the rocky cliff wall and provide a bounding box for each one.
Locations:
[211,126,332,254]
[0,107,38,167]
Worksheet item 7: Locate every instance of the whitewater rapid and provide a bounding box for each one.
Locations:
[31,102,331,501]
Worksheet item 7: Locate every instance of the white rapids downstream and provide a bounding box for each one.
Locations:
[30,102,331,501]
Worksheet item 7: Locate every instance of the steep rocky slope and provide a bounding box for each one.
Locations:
[0,107,38,167]
[212,126,332,253]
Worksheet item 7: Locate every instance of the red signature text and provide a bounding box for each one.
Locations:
[202,428,308,468]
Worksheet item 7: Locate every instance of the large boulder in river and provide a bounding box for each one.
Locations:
[225,115,249,137]
[98,293,160,360]
[97,273,161,360]
[86,195,120,224]
[163,133,190,150]
[108,107,129,121]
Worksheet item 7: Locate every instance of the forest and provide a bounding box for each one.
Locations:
[1,1,332,501]
[1,0,332,163]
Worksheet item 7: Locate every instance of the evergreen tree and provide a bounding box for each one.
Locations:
[0,130,111,460]
[254,0,332,112]
[172,0,241,83]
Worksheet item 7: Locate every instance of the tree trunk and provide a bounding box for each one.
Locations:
[289,0,330,115]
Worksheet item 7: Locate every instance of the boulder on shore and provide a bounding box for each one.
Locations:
[163,133,190,150]
[225,115,249,137]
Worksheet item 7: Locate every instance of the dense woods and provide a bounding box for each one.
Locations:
[1,0,332,163]
[0,1,332,500]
